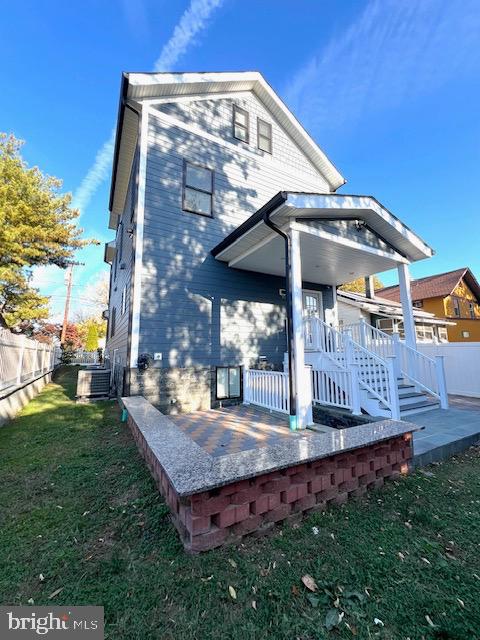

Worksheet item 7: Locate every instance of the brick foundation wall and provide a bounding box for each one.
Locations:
[127,414,413,552]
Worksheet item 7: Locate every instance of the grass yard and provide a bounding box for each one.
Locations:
[1,367,480,639]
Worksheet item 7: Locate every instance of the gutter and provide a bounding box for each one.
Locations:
[211,191,288,257]
[262,204,297,430]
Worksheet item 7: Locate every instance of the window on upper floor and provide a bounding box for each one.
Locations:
[118,222,123,263]
[121,285,127,316]
[469,301,475,319]
[110,307,116,338]
[182,160,213,217]
[413,300,423,308]
[452,296,461,317]
[257,118,272,154]
[232,105,249,143]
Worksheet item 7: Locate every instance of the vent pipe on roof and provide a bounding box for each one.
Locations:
[365,276,375,299]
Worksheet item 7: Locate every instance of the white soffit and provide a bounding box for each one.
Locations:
[110,106,139,227]
[215,193,433,268]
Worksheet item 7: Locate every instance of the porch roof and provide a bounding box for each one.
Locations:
[212,192,434,286]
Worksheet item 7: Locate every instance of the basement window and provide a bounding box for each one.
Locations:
[257,118,272,153]
[233,105,249,143]
[216,366,241,400]
[182,160,213,217]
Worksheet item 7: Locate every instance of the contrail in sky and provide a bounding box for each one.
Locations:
[72,0,225,215]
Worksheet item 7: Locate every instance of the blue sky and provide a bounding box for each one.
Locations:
[2,0,480,319]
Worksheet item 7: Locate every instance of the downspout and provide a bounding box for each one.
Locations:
[263,208,297,430]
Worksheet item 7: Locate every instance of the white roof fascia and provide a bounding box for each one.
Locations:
[286,193,433,261]
[126,71,345,190]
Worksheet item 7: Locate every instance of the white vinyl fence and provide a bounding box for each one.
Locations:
[0,329,58,393]
[417,342,480,398]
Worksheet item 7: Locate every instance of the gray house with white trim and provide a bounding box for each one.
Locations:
[105,71,448,425]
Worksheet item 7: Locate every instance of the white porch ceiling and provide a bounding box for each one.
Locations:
[213,192,434,286]
[227,230,400,286]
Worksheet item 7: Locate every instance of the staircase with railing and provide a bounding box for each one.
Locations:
[304,317,448,419]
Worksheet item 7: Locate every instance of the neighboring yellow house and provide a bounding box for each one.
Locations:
[378,267,480,342]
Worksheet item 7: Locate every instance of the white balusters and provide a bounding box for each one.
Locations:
[243,369,290,414]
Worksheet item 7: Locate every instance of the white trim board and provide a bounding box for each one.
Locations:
[129,105,149,369]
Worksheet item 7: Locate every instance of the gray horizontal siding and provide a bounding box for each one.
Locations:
[153,93,323,181]
[105,155,137,367]
[139,93,334,369]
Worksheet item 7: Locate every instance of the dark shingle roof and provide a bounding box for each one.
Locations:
[378,268,480,302]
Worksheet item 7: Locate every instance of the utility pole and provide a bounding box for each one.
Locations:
[60,262,84,344]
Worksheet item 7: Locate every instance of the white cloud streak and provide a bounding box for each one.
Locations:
[72,131,115,214]
[285,0,480,134]
[72,0,225,216]
[154,0,225,71]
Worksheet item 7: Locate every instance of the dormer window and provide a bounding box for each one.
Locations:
[233,105,249,143]
[257,118,272,154]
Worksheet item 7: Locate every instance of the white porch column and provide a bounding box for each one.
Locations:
[289,227,313,428]
[397,263,417,349]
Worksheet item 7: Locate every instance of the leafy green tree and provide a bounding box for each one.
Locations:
[85,323,99,351]
[0,268,49,328]
[339,275,384,295]
[0,133,93,328]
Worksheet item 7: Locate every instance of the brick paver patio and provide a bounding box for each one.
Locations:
[169,405,315,457]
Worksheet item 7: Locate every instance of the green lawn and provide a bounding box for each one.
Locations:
[1,367,479,639]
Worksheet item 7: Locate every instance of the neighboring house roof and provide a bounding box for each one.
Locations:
[378,267,480,303]
[109,71,346,227]
[337,290,455,326]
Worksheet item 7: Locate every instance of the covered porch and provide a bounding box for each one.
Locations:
[212,192,447,427]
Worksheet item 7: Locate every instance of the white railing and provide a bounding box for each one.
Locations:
[0,329,58,393]
[311,368,353,410]
[342,320,395,361]
[304,315,345,353]
[304,317,400,419]
[397,342,447,406]
[243,368,289,414]
[340,320,448,409]
[346,337,400,419]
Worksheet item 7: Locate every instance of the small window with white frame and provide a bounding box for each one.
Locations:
[233,105,249,143]
[182,160,213,217]
[216,366,241,400]
[438,326,448,342]
[257,118,272,153]
[469,301,475,319]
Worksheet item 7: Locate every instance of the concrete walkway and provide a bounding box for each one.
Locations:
[410,395,480,467]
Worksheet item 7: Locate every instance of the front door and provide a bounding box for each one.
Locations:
[302,290,323,349]
[302,290,323,319]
